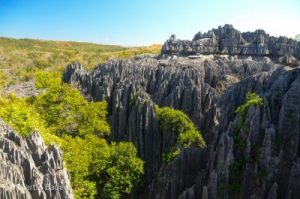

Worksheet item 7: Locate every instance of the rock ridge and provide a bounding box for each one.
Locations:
[161,24,300,65]
[0,119,74,199]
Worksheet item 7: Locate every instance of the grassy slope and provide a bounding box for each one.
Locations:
[0,37,161,88]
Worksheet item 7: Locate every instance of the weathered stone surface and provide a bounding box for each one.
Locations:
[162,24,300,65]
[63,53,278,188]
[0,119,73,199]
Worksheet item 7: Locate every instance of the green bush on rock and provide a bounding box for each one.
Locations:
[162,148,181,164]
[228,92,263,195]
[235,92,263,127]
[156,106,206,163]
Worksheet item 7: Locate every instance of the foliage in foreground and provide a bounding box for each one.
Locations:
[156,106,206,163]
[0,72,144,199]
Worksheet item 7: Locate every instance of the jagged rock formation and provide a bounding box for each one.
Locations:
[0,119,73,199]
[63,25,300,199]
[162,24,300,65]
[150,66,300,199]
[63,54,277,185]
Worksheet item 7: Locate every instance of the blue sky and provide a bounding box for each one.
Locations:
[0,0,300,46]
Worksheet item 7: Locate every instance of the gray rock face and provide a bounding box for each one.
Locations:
[149,66,300,199]
[201,67,300,199]
[63,54,277,186]
[63,26,300,199]
[0,119,73,199]
[162,24,300,65]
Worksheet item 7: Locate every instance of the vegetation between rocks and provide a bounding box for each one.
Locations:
[156,106,206,164]
[228,92,263,195]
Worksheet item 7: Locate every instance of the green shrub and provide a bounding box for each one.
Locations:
[156,106,206,163]
[156,106,206,148]
[0,93,48,137]
[0,93,62,145]
[162,148,181,164]
[228,92,263,196]
[235,92,263,128]
[35,70,61,89]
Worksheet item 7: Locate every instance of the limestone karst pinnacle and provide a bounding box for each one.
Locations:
[162,24,300,65]
[0,119,74,199]
[2,24,300,199]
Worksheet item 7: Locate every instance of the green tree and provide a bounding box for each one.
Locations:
[62,135,143,199]
[0,93,42,137]
[101,142,144,199]
[0,70,144,199]
[62,135,107,199]
[33,82,110,138]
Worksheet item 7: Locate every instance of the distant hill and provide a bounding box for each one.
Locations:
[0,37,161,87]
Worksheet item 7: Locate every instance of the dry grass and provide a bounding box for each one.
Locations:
[0,37,161,86]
